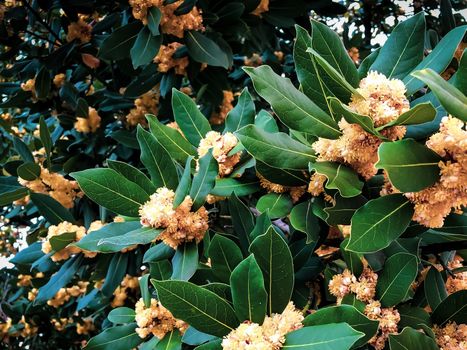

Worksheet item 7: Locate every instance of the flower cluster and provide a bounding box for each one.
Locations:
[0,317,38,339]
[111,274,140,307]
[135,298,187,339]
[20,78,36,98]
[18,165,82,208]
[365,302,401,350]
[445,257,467,294]
[126,90,160,127]
[222,302,303,350]
[139,187,209,248]
[74,107,101,133]
[404,116,466,227]
[154,43,189,75]
[41,221,99,261]
[258,173,306,203]
[66,18,92,43]
[129,0,203,37]
[53,73,66,88]
[433,322,467,350]
[210,90,234,125]
[76,318,95,335]
[198,131,241,177]
[312,72,408,179]
[251,0,269,16]
[44,281,89,308]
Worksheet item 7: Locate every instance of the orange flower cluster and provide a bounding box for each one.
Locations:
[222,302,303,350]
[313,72,408,179]
[21,78,36,98]
[135,298,188,339]
[258,173,306,203]
[67,18,92,43]
[0,317,38,338]
[111,274,140,307]
[404,116,466,227]
[51,317,72,332]
[35,281,90,308]
[433,322,467,350]
[445,257,467,294]
[348,47,360,64]
[154,43,189,75]
[53,73,66,88]
[129,0,203,37]
[198,131,241,177]
[18,165,82,208]
[210,90,234,125]
[251,0,269,16]
[74,107,101,133]
[364,302,401,350]
[126,90,160,127]
[244,53,263,67]
[76,319,95,335]
[139,187,209,249]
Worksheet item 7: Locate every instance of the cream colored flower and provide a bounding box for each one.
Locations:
[198,131,241,177]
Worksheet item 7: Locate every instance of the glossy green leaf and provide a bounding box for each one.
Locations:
[381,102,437,128]
[108,307,136,324]
[210,178,259,197]
[137,125,178,190]
[171,242,198,281]
[228,193,254,253]
[236,125,316,171]
[35,66,51,100]
[185,31,229,69]
[388,327,438,350]
[130,27,161,68]
[369,13,426,79]
[12,136,34,162]
[147,7,162,36]
[230,254,267,324]
[97,227,161,252]
[324,194,367,226]
[397,305,431,329]
[194,339,222,350]
[182,327,217,346]
[424,266,447,311]
[310,161,363,198]
[244,65,341,139]
[152,280,239,337]
[250,227,294,315]
[432,290,467,326]
[107,160,156,196]
[376,139,442,192]
[174,156,193,208]
[99,21,143,60]
[155,330,182,350]
[139,274,151,307]
[71,168,149,217]
[84,324,143,350]
[289,201,320,244]
[303,305,379,348]
[30,192,75,225]
[340,238,364,276]
[102,253,129,297]
[411,68,467,121]
[347,194,414,253]
[254,109,279,133]
[172,89,211,146]
[39,116,52,165]
[190,149,218,211]
[256,161,308,187]
[256,193,293,219]
[209,234,243,283]
[224,88,255,132]
[283,323,364,350]
[49,231,76,252]
[17,162,41,181]
[358,48,380,79]
[376,253,418,307]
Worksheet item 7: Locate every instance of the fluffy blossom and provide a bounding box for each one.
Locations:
[111,274,140,307]
[53,73,66,88]
[445,257,467,294]
[139,187,209,248]
[46,281,89,308]
[198,131,241,177]
[126,90,159,127]
[251,0,269,16]
[135,298,187,339]
[154,43,189,75]
[18,165,82,208]
[210,90,234,125]
[366,306,401,350]
[129,0,203,37]
[222,302,303,350]
[312,72,408,179]
[433,322,467,350]
[67,18,92,43]
[74,107,101,133]
[328,267,377,303]
[258,173,306,203]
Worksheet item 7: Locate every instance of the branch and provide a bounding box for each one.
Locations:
[22,0,63,44]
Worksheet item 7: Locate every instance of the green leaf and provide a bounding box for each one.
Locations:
[289,201,320,244]
[209,234,243,283]
[381,102,437,128]
[424,266,447,311]
[137,125,179,190]
[403,25,467,95]
[243,65,341,139]
[130,27,161,69]
[432,290,467,326]
[174,156,193,208]
[155,331,182,350]
[30,192,75,225]
[151,280,239,337]
[102,253,129,297]
[84,324,143,350]
[74,221,141,252]
[411,68,467,121]
[283,323,364,350]
[49,231,76,252]
[256,193,292,219]
[230,254,267,324]
[376,253,418,307]
[190,150,218,211]
[107,160,156,196]
[369,13,426,79]
[171,242,199,281]
[148,115,197,163]
[71,168,149,217]
[182,327,217,346]
[228,193,254,253]
[303,305,379,348]
[254,109,279,133]
[323,194,367,226]
[172,89,211,146]
[139,274,151,307]
[185,31,230,69]
[310,161,363,198]
[17,162,41,181]
[12,136,34,162]
[99,21,143,60]
[358,48,380,80]
[194,339,222,350]
[108,307,136,324]
[34,255,83,304]
[375,139,442,192]
[347,194,414,253]
[35,66,51,100]
[210,178,259,197]
[147,7,162,36]
[249,227,294,315]
[236,125,316,171]
[340,238,364,276]
[224,88,255,132]
[39,116,52,166]
[388,327,438,350]
[398,305,431,329]
[97,227,161,252]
